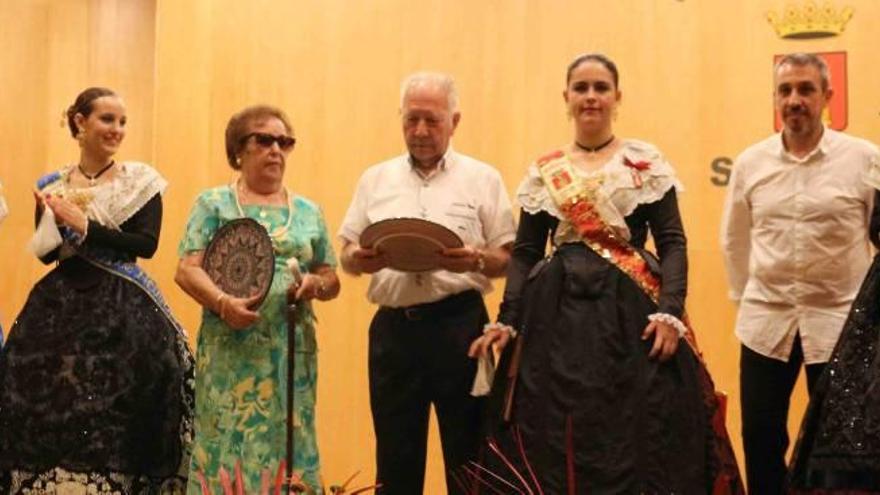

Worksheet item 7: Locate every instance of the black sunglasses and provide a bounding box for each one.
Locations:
[242,132,296,151]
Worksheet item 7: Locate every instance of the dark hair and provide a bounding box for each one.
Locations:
[224,105,293,169]
[566,53,619,88]
[66,87,117,138]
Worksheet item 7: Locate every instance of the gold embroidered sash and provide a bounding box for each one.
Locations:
[535,149,699,348]
[524,151,746,494]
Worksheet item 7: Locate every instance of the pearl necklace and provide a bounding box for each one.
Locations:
[231,180,294,250]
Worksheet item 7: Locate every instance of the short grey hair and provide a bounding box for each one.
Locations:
[775,53,831,91]
[399,72,459,112]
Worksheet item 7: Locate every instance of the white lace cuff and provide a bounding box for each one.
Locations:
[483,322,518,339]
[648,313,688,338]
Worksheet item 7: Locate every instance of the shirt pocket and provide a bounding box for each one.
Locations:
[444,201,480,240]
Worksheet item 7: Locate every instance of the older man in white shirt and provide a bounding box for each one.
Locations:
[721,53,880,494]
[339,72,515,494]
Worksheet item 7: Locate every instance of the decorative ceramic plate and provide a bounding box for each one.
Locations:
[203,218,275,307]
[360,217,463,272]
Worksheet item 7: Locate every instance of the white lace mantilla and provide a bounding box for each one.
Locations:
[42,161,167,230]
[516,139,683,241]
[7,466,186,494]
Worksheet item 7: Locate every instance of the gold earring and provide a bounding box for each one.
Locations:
[236,156,242,166]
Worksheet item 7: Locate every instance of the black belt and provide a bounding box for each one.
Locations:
[381,290,482,321]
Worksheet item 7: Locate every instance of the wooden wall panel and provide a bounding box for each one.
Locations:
[0,0,51,336]
[3,0,880,491]
[1,0,155,337]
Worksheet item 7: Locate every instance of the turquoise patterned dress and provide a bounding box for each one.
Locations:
[179,186,337,494]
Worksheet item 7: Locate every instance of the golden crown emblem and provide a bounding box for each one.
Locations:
[766,1,853,38]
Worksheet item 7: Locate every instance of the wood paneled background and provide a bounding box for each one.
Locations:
[2,0,878,490]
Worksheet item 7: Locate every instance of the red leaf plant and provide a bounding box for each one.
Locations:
[196,461,380,495]
[455,425,545,495]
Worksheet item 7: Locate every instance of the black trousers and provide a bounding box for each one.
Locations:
[369,290,488,495]
[740,335,827,495]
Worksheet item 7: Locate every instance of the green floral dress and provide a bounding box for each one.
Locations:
[179,186,337,494]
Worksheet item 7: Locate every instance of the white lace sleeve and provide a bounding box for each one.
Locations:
[515,164,561,218]
[648,313,688,338]
[98,162,168,228]
[604,140,684,217]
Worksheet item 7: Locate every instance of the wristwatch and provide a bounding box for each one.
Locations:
[474,250,486,273]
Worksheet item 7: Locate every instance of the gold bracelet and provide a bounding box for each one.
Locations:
[216,293,228,317]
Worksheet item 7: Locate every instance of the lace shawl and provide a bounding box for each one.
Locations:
[516,139,683,242]
[39,161,167,230]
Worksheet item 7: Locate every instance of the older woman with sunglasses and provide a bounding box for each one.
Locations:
[175,105,340,494]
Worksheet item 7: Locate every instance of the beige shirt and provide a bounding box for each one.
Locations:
[721,128,880,363]
[339,149,516,307]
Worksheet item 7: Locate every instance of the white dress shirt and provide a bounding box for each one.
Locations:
[339,148,516,307]
[721,128,880,363]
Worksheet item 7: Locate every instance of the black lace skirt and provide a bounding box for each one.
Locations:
[788,254,880,494]
[485,244,709,494]
[0,257,194,493]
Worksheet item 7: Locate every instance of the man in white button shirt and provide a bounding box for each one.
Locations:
[721,52,880,494]
[338,72,516,494]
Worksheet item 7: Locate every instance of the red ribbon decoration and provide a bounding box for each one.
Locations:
[623,156,651,188]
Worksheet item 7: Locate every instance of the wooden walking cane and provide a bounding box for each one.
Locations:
[286,260,304,493]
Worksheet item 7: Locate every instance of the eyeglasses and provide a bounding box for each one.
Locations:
[242,132,296,151]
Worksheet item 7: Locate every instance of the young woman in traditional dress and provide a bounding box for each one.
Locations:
[469,54,742,494]
[0,87,194,494]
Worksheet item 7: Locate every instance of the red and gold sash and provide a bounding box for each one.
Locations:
[535,149,745,494]
[535,149,698,346]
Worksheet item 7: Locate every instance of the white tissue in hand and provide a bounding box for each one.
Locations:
[470,352,496,397]
[28,207,63,257]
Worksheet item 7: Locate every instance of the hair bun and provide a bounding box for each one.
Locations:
[65,87,116,138]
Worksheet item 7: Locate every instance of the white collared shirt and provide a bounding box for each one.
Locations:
[339,148,516,307]
[721,128,880,363]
